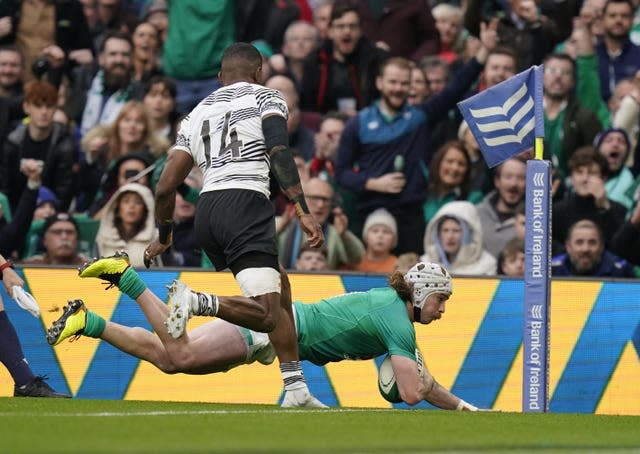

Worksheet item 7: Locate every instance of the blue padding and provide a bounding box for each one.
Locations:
[1,270,70,395]
[341,275,388,293]
[451,280,524,408]
[551,282,640,413]
[76,271,178,399]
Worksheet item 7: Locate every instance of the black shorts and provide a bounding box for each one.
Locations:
[194,189,279,273]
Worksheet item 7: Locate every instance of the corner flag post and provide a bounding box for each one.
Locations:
[457,64,552,411]
[522,65,551,412]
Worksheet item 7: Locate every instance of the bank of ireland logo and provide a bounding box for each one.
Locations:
[531,304,543,320]
[533,172,544,186]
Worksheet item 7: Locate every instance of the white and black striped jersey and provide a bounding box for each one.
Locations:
[173,81,288,198]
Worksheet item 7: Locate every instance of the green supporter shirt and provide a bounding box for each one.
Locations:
[162,1,235,80]
[293,288,417,366]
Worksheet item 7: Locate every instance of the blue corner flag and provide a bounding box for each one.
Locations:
[457,65,544,168]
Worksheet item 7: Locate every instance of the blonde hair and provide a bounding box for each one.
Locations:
[388,271,412,303]
[106,101,168,163]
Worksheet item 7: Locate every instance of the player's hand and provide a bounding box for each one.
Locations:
[2,266,23,295]
[144,240,171,268]
[299,214,324,248]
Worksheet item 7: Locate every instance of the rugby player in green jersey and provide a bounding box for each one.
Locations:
[46,253,481,410]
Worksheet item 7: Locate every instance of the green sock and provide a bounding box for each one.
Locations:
[84,310,106,338]
[118,267,147,300]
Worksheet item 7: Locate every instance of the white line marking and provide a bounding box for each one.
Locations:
[0,408,403,417]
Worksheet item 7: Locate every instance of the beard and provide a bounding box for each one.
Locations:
[569,254,598,274]
[104,66,132,91]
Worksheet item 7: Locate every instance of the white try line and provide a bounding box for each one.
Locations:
[0,408,404,417]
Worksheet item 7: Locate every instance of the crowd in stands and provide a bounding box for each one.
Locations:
[1,0,640,280]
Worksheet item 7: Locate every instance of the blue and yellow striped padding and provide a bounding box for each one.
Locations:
[1,269,638,414]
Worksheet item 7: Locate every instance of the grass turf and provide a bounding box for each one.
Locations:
[1,398,638,453]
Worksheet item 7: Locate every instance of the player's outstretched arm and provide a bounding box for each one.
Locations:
[263,114,324,248]
[421,365,486,411]
[392,354,486,410]
[144,149,194,267]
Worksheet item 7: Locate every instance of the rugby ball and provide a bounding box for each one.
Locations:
[377,350,425,404]
[378,355,402,403]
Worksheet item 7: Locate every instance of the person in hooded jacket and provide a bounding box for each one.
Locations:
[420,200,496,275]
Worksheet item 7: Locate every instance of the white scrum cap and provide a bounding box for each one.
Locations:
[404,262,452,309]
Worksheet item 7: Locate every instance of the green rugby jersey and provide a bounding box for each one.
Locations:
[293,288,417,366]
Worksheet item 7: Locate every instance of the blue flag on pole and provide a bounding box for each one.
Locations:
[457,65,544,168]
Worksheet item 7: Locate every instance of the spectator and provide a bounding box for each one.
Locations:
[72,31,142,137]
[89,150,154,219]
[552,219,636,277]
[611,196,640,266]
[465,0,564,71]
[610,76,640,170]
[32,186,58,222]
[312,0,333,42]
[0,80,76,212]
[0,252,70,397]
[143,74,178,143]
[92,0,138,51]
[0,158,42,260]
[432,3,465,65]
[497,237,525,277]
[141,0,168,44]
[269,20,319,89]
[163,1,234,113]
[308,111,348,181]
[335,24,499,255]
[421,200,497,275]
[407,62,429,106]
[458,121,489,194]
[236,0,304,52]
[552,146,627,255]
[423,141,483,226]
[595,0,640,102]
[300,2,389,113]
[418,56,460,151]
[355,0,439,60]
[595,127,635,208]
[277,177,364,270]
[514,201,526,241]
[295,243,329,271]
[543,53,603,183]
[20,212,89,265]
[78,100,164,213]
[131,21,162,84]
[265,75,315,160]
[346,207,398,272]
[478,46,517,92]
[0,45,23,101]
[94,182,157,267]
[476,156,526,258]
[160,167,203,268]
[0,0,93,84]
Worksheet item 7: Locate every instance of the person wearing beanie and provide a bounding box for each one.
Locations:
[33,186,59,222]
[594,127,635,209]
[347,208,398,272]
[20,212,89,266]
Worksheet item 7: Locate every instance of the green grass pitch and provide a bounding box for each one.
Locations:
[1,398,638,453]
